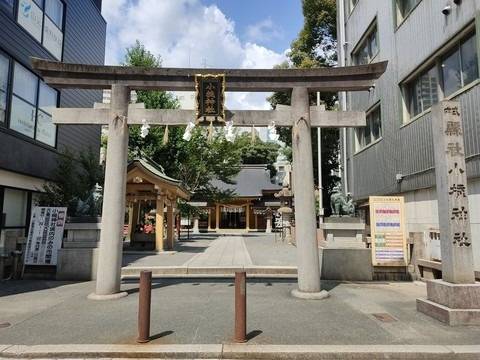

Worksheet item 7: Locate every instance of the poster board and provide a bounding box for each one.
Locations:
[369,196,407,266]
[25,207,67,266]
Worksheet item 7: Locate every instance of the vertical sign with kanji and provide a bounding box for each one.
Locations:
[432,101,475,284]
[25,207,67,266]
[195,74,225,123]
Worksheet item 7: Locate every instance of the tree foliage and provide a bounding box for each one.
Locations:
[267,0,339,215]
[123,41,243,200]
[37,149,104,216]
[122,41,281,205]
[233,132,280,177]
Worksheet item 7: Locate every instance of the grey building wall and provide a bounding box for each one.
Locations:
[342,0,480,200]
[0,0,106,181]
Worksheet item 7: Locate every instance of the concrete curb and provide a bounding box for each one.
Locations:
[2,344,480,359]
[121,265,298,279]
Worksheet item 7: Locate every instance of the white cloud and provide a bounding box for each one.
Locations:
[245,18,282,44]
[102,0,287,110]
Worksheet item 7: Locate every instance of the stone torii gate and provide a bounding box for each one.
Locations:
[32,58,387,300]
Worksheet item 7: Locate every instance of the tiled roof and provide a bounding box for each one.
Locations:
[210,164,281,197]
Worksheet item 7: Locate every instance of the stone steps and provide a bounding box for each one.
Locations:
[121,265,297,279]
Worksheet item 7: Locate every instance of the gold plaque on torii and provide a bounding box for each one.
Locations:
[195,74,226,125]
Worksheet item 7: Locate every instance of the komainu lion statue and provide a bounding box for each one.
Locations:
[330,186,355,217]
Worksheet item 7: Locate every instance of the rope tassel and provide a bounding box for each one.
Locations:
[208,121,214,142]
[162,125,169,145]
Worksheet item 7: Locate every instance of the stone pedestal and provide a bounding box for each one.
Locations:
[417,280,480,325]
[57,221,101,281]
[320,217,365,249]
[320,248,373,281]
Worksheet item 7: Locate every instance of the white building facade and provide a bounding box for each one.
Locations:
[338,0,480,270]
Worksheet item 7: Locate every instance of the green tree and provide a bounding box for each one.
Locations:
[267,0,339,215]
[37,148,104,216]
[123,40,180,162]
[233,132,280,177]
[122,41,242,200]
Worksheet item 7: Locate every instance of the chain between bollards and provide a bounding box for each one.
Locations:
[137,270,152,343]
[234,271,247,343]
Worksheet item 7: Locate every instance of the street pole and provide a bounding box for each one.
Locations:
[317,92,323,225]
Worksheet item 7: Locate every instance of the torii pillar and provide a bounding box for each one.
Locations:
[88,84,130,300]
[291,87,329,300]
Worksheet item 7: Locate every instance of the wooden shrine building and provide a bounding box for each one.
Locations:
[126,158,190,251]
[197,164,281,233]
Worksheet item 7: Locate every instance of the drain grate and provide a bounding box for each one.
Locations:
[0,322,11,328]
[371,313,397,323]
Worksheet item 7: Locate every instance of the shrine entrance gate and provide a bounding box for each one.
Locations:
[32,58,387,300]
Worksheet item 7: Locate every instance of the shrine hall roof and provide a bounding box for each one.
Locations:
[127,157,190,199]
[210,164,281,198]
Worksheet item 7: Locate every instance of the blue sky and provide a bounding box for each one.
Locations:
[102,0,304,109]
[203,0,303,53]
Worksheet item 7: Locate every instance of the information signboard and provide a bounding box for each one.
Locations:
[25,207,67,266]
[369,196,407,266]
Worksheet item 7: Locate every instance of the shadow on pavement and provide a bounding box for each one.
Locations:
[246,330,263,340]
[150,330,174,340]
[0,279,85,297]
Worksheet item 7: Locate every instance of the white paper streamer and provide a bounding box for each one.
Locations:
[267,121,280,142]
[140,119,150,138]
[183,121,196,141]
[225,120,235,142]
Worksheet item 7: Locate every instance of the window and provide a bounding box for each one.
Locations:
[45,0,63,28]
[0,54,9,124]
[407,66,439,117]
[17,0,64,60]
[356,105,382,151]
[441,33,479,97]
[36,81,57,146]
[404,32,478,120]
[3,188,28,227]
[9,62,58,146]
[354,25,379,65]
[396,0,421,25]
[10,63,38,138]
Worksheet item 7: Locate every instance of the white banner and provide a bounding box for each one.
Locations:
[43,16,63,60]
[25,207,67,266]
[17,0,43,42]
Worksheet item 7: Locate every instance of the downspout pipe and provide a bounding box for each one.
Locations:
[337,0,349,195]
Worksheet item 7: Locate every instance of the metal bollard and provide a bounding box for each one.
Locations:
[137,270,152,343]
[234,271,247,343]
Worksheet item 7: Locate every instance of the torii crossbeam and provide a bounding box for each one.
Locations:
[31,58,387,301]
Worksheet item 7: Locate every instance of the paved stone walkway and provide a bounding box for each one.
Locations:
[184,236,253,267]
[122,234,295,268]
[2,279,480,346]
